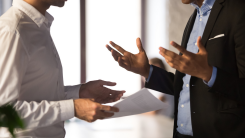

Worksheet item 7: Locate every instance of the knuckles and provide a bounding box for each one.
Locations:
[184,61,191,67]
[91,104,98,110]
[91,111,96,116]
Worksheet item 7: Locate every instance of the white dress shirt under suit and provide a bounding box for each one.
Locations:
[147,0,217,136]
[0,0,81,137]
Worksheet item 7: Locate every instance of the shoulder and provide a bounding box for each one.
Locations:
[218,0,245,24]
[223,0,245,11]
[0,6,31,34]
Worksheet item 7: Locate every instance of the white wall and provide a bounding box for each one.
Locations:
[144,0,171,72]
[86,0,141,96]
[0,0,12,16]
[48,0,81,85]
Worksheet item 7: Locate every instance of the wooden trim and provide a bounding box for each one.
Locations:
[80,0,86,83]
[141,0,146,88]
[141,0,146,46]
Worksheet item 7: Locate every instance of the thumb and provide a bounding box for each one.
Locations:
[136,37,145,52]
[99,80,116,86]
[197,36,206,54]
[90,99,96,102]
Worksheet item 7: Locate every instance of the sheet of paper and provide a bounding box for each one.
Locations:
[107,88,166,119]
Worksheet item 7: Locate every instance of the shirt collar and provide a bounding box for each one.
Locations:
[12,0,54,28]
[191,0,216,15]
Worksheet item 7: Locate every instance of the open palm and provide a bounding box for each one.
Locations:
[79,80,125,104]
[106,38,150,78]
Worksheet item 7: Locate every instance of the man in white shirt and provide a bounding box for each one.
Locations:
[0,0,125,137]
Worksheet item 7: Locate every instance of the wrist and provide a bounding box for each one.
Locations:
[142,64,150,78]
[202,66,213,82]
[79,85,87,98]
[73,99,78,117]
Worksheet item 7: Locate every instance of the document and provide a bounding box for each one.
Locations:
[107,88,166,118]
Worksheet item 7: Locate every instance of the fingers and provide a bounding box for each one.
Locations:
[109,41,126,54]
[99,80,116,86]
[196,36,206,54]
[170,41,192,58]
[96,110,115,119]
[106,45,123,61]
[105,44,113,51]
[159,47,183,63]
[112,49,123,61]
[97,87,125,103]
[136,37,145,52]
[165,58,180,69]
[118,57,128,69]
[100,105,119,112]
[159,47,186,70]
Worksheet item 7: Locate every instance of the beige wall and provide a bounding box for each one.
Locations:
[166,0,194,73]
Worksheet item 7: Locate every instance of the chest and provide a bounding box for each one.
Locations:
[19,26,63,84]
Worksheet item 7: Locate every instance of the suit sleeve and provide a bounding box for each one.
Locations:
[0,31,74,129]
[209,7,245,105]
[145,65,175,95]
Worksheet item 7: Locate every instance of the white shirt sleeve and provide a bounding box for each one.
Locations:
[0,31,74,129]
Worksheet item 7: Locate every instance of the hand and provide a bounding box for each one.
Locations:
[74,99,119,122]
[159,36,212,82]
[106,38,150,78]
[79,80,125,104]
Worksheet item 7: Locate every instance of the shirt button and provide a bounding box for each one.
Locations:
[186,84,189,87]
[181,124,183,127]
[181,104,184,108]
[200,18,202,21]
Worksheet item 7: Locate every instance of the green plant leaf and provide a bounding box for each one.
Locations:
[0,104,25,138]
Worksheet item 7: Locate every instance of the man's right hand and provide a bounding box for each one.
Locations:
[106,38,150,78]
[74,99,119,122]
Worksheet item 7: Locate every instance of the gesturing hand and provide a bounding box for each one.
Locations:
[79,80,125,104]
[106,38,150,78]
[159,36,212,82]
[74,99,119,122]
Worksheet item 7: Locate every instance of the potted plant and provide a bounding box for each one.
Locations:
[0,104,24,138]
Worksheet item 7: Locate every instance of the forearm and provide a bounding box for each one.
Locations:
[13,100,74,129]
[145,65,175,95]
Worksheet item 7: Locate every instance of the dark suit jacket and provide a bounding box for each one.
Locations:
[145,0,245,137]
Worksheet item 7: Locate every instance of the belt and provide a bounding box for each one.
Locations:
[175,131,194,138]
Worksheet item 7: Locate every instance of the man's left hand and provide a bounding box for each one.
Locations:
[79,80,125,103]
[159,36,212,82]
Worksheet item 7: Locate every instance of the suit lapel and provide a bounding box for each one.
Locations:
[181,10,197,50]
[202,0,225,47]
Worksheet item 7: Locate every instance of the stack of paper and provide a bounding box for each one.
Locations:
[107,88,166,119]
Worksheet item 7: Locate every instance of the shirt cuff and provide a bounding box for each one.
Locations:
[146,65,154,82]
[203,66,217,87]
[65,84,81,99]
[59,99,75,121]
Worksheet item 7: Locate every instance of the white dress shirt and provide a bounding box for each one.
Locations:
[0,0,81,137]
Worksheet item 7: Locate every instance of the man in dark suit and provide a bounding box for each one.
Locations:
[106,0,245,137]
